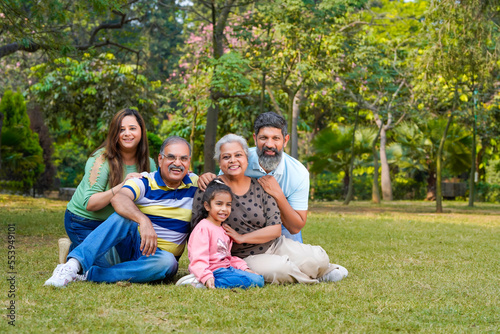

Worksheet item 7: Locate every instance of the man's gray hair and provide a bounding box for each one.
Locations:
[214,134,249,160]
[160,136,191,156]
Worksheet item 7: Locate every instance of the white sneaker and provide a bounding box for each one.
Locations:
[44,263,78,287]
[175,274,206,288]
[75,271,88,282]
[319,264,348,283]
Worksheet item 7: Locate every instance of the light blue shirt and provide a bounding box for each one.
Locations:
[244,147,310,243]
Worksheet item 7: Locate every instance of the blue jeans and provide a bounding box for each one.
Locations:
[64,210,122,267]
[281,225,303,243]
[68,212,178,283]
[213,267,264,289]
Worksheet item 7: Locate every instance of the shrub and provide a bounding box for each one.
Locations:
[0,90,44,194]
[475,182,500,203]
[392,172,426,200]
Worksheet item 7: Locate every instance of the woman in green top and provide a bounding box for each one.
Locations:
[65,108,156,267]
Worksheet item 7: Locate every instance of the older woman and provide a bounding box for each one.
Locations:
[190,134,347,284]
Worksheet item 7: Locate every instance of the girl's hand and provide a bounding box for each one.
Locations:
[124,172,143,181]
[245,268,259,275]
[205,278,215,289]
[222,223,245,244]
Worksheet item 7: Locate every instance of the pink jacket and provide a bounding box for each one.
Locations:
[188,219,249,283]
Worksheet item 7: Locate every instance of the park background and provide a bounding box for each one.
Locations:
[1,0,500,212]
[1,1,500,332]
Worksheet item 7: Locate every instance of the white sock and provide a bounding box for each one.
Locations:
[66,258,82,273]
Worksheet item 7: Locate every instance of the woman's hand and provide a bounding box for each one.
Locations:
[245,268,259,275]
[124,172,143,181]
[205,278,215,289]
[222,223,245,244]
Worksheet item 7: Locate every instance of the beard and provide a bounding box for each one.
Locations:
[257,146,283,172]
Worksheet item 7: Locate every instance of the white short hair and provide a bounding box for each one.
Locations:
[214,134,249,160]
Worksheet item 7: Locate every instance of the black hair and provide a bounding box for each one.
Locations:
[254,112,288,137]
[191,179,233,230]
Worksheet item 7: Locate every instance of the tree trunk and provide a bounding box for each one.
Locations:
[344,109,359,205]
[0,111,3,170]
[426,170,436,201]
[260,71,266,114]
[468,109,476,207]
[343,171,350,197]
[436,113,454,213]
[372,126,382,204]
[204,101,219,173]
[379,126,393,201]
[290,85,304,159]
[203,0,235,173]
[189,106,198,172]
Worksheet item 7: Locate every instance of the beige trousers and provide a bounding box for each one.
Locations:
[244,236,332,284]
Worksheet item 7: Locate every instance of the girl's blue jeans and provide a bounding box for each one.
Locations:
[213,267,264,289]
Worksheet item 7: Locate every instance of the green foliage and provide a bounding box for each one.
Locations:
[475,182,500,203]
[0,0,144,59]
[392,172,426,200]
[0,90,44,193]
[52,140,88,188]
[29,53,161,147]
[309,125,375,175]
[311,171,373,201]
[391,118,472,178]
[311,169,427,201]
[147,132,163,166]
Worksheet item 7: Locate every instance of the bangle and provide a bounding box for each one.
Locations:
[111,187,115,196]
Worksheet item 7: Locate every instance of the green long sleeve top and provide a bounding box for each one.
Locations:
[66,147,156,221]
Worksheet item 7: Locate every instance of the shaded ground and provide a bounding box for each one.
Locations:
[310,200,500,216]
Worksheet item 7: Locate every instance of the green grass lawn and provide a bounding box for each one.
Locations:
[1,195,499,333]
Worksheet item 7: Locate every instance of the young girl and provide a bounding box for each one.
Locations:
[176,179,264,289]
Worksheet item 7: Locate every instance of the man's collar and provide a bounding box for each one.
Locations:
[155,167,193,189]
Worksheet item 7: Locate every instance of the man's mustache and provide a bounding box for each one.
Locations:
[262,146,279,154]
[168,164,185,172]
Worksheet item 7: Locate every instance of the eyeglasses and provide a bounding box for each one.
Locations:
[161,153,190,163]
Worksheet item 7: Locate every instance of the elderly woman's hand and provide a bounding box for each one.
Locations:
[222,223,245,244]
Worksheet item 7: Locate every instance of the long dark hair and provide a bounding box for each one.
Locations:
[191,179,233,230]
[93,108,151,187]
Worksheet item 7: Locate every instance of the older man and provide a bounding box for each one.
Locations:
[45,136,198,287]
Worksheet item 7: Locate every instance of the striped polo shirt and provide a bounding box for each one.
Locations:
[123,169,198,257]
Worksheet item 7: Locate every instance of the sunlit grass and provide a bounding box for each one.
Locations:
[1,195,499,333]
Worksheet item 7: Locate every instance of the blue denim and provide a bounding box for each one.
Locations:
[213,267,264,289]
[68,212,178,283]
[64,209,122,268]
[281,225,303,243]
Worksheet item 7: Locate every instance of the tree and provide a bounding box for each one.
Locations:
[391,119,472,200]
[0,0,146,59]
[0,90,44,194]
[309,124,374,200]
[248,0,365,158]
[29,53,161,147]
[161,19,255,172]
[420,0,500,211]
[28,105,56,195]
[334,0,424,201]
[188,0,247,173]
